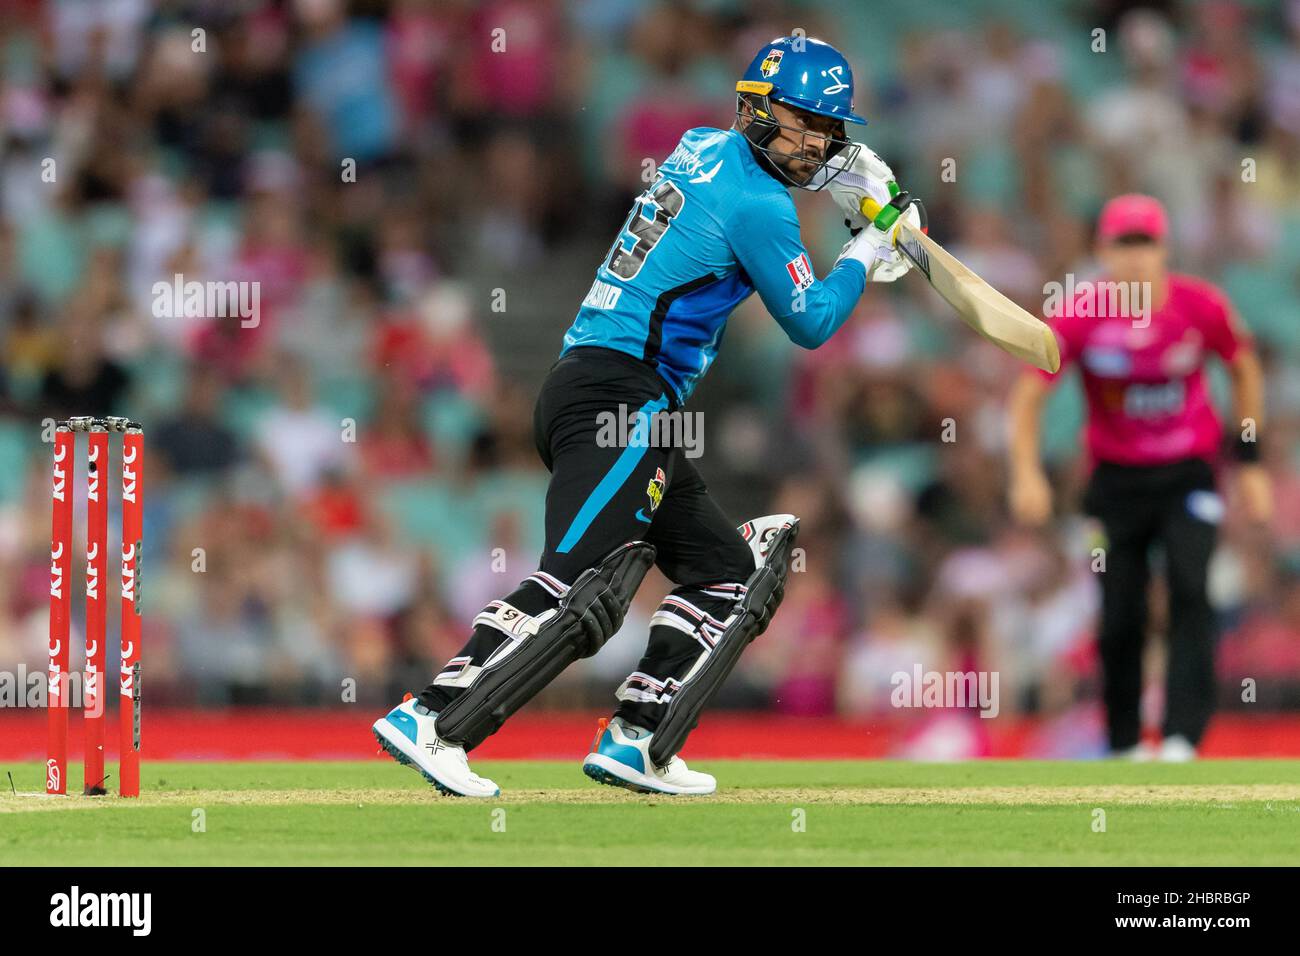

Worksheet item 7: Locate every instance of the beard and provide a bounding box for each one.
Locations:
[778,154,820,183]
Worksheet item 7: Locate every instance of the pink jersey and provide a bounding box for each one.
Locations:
[1039,273,1248,467]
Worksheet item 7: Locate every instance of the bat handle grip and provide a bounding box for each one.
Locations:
[860,193,927,241]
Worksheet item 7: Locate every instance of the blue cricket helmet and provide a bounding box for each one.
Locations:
[735,36,865,189]
[738,36,867,127]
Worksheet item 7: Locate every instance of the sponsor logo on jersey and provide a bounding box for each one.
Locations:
[1081,346,1133,378]
[760,50,783,78]
[1123,379,1185,418]
[689,160,724,184]
[1161,333,1203,377]
[785,253,814,292]
[662,142,707,177]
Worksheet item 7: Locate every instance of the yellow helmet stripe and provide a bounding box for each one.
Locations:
[736,80,774,95]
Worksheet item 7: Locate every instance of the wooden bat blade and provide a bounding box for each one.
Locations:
[894,219,1060,373]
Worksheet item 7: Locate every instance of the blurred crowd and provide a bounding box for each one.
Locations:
[2,0,1300,755]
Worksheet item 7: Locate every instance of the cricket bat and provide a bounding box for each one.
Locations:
[860,198,1060,373]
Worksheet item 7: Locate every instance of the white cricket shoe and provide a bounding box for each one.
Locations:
[1111,742,1156,761]
[372,697,500,798]
[1158,734,1197,762]
[582,717,716,795]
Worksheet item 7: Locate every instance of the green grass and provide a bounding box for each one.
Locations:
[3,760,1299,866]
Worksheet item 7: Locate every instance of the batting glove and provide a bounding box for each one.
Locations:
[836,192,923,283]
[826,145,899,232]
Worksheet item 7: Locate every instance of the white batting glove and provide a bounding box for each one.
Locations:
[835,203,924,284]
[866,200,922,282]
[827,145,898,232]
[827,149,921,282]
[835,223,900,281]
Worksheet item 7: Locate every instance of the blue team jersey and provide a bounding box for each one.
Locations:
[561,127,867,404]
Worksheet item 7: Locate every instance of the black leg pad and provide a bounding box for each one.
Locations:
[435,541,656,751]
[649,520,799,766]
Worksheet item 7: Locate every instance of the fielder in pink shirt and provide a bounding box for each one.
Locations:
[1007,194,1271,760]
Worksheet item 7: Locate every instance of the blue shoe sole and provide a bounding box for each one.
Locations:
[583,760,661,795]
[373,726,464,797]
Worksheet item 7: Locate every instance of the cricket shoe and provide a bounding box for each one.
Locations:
[1111,742,1155,761]
[1158,734,1197,762]
[372,697,499,798]
[582,717,716,796]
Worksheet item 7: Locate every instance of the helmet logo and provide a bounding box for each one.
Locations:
[759,49,783,78]
[820,65,848,95]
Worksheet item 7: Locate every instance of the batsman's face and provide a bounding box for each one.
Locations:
[1098,236,1168,286]
[764,101,841,183]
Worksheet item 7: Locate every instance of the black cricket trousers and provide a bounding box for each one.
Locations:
[420,347,756,739]
[1083,457,1220,750]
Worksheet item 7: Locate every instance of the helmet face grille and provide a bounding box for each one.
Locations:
[735,93,860,192]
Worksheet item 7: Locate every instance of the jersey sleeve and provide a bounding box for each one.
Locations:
[726,189,866,349]
[1200,282,1250,362]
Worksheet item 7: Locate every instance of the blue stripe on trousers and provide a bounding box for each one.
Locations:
[556,393,668,554]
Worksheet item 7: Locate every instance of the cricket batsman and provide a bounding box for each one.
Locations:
[1008,193,1271,761]
[372,36,921,796]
